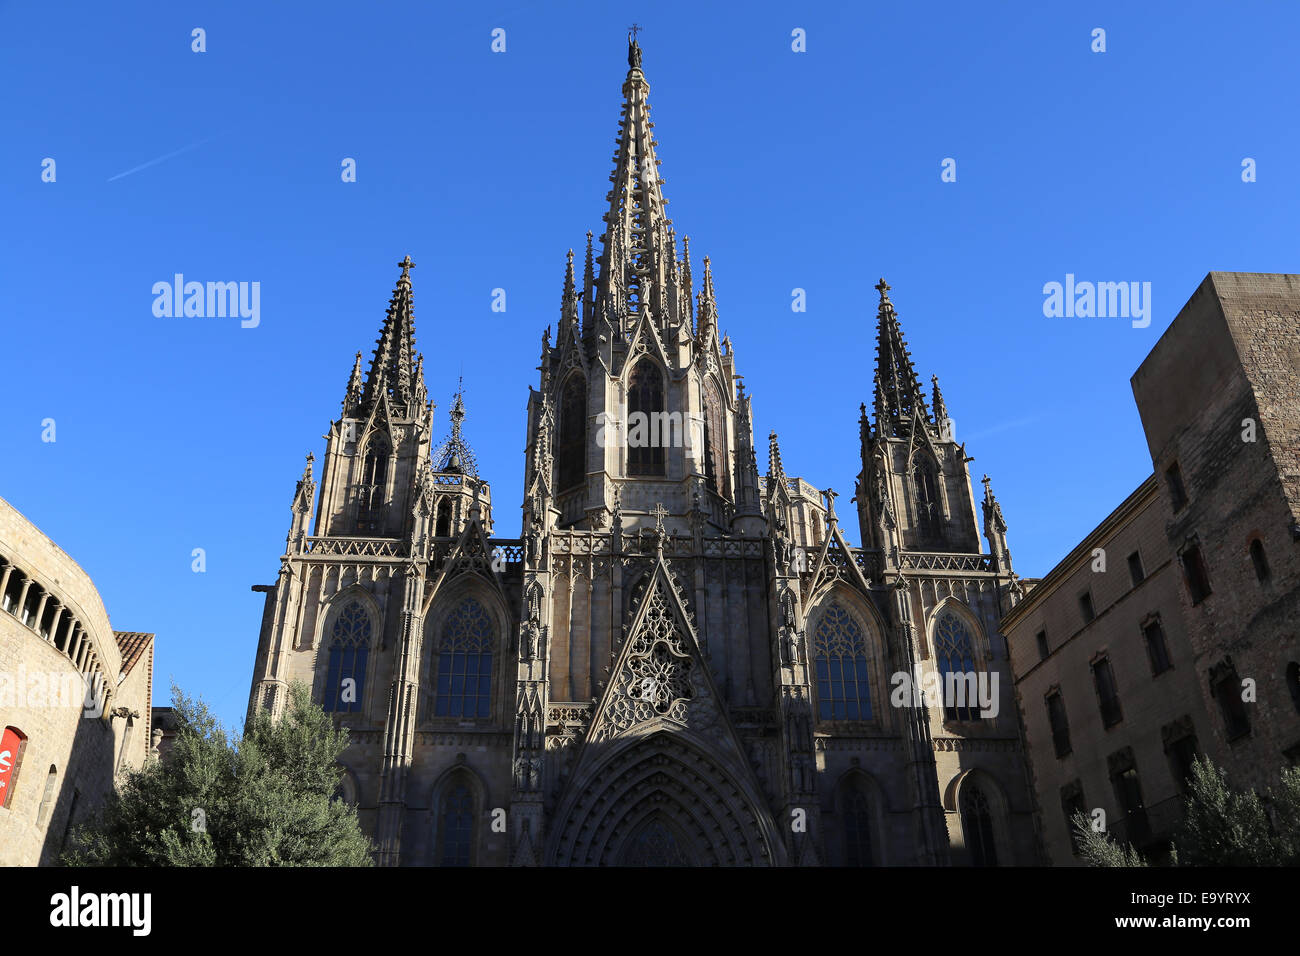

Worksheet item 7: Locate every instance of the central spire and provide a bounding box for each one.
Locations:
[595,29,677,329]
[871,278,930,438]
[360,256,420,412]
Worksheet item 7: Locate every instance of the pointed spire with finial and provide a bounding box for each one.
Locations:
[433,378,479,476]
[871,278,930,438]
[680,235,695,329]
[342,351,363,415]
[981,474,1012,571]
[562,248,578,323]
[767,430,787,483]
[596,27,675,327]
[360,256,420,413]
[931,374,950,437]
[582,230,596,330]
[696,255,719,340]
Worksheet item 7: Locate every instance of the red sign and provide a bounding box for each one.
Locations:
[0,727,26,808]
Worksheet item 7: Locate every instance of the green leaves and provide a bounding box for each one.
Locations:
[63,681,373,867]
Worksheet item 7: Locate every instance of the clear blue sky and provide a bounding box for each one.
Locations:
[3,1,1296,729]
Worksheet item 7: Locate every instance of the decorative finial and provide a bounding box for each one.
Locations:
[398,255,415,279]
[875,277,891,301]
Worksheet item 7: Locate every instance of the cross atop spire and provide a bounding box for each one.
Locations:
[627,24,643,68]
[398,255,415,278]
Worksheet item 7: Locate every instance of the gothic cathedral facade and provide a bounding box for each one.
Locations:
[247,37,1038,866]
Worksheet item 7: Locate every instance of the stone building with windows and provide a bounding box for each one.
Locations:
[1002,272,1300,864]
[0,495,155,866]
[246,35,1038,866]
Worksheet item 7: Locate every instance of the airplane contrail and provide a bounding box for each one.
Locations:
[107,138,211,182]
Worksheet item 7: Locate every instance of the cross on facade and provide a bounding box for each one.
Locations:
[398,255,415,276]
[650,502,668,532]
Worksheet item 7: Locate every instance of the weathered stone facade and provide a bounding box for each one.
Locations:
[1003,272,1300,864]
[1131,272,1300,788]
[246,37,1037,866]
[0,495,155,866]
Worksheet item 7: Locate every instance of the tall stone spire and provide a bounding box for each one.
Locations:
[433,379,478,477]
[595,29,676,327]
[360,256,419,412]
[582,230,596,332]
[871,278,929,438]
[562,248,578,323]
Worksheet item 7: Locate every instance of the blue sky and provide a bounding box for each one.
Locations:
[3,1,1297,729]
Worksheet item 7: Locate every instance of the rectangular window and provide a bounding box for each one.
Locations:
[1166,462,1188,512]
[1079,591,1095,624]
[1181,543,1212,604]
[1036,630,1049,661]
[1093,656,1123,727]
[1046,690,1071,758]
[1127,551,1145,587]
[1112,766,1150,846]
[1142,616,1172,675]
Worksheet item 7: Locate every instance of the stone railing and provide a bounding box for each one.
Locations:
[902,552,995,572]
[301,537,406,558]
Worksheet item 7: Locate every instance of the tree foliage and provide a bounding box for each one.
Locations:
[64,682,373,866]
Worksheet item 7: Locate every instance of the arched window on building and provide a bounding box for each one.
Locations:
[703,379,729,498]
[435,776,476,866]
[434,598,494,719]
[840,777,876,866]
[435,498,453,538]
[323,601,371,713]
[0,726,27,809]
[961,782,998,866]
[358,435,390,532]
[913,458,940,544]
[934,609,982,721]
[627,362,666,477]
[558,375,587,491]
[811,602,872,721]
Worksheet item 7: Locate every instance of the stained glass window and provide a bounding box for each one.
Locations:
[812,603,872,721]
[324,601,371,713]
[437,782,474,866]
[961,783,998,866]
[934,610,980,721]
[435,598,494,719]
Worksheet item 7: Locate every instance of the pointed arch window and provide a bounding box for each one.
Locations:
[628,361,666,477]
[357,435,390,532]
[842,781,875,866]
[435,498,453,538]
[703,379,729,497]
[913,457,940,544]
[934,610,982,721]
[812,603,872,721]
[620,815,694,866]
[435,778,475,866]
[558,375,587,491]
[324,601,371,713]
[960,782,998,866]
[434,598,494,719]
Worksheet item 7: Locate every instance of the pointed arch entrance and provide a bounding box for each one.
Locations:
[546,731,780,866]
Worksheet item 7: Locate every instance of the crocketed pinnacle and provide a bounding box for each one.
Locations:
[872,278,930,438]
[931,374,949,435]
[360,256,419,412]
[342,351,363,414]
[767,430,787,483]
